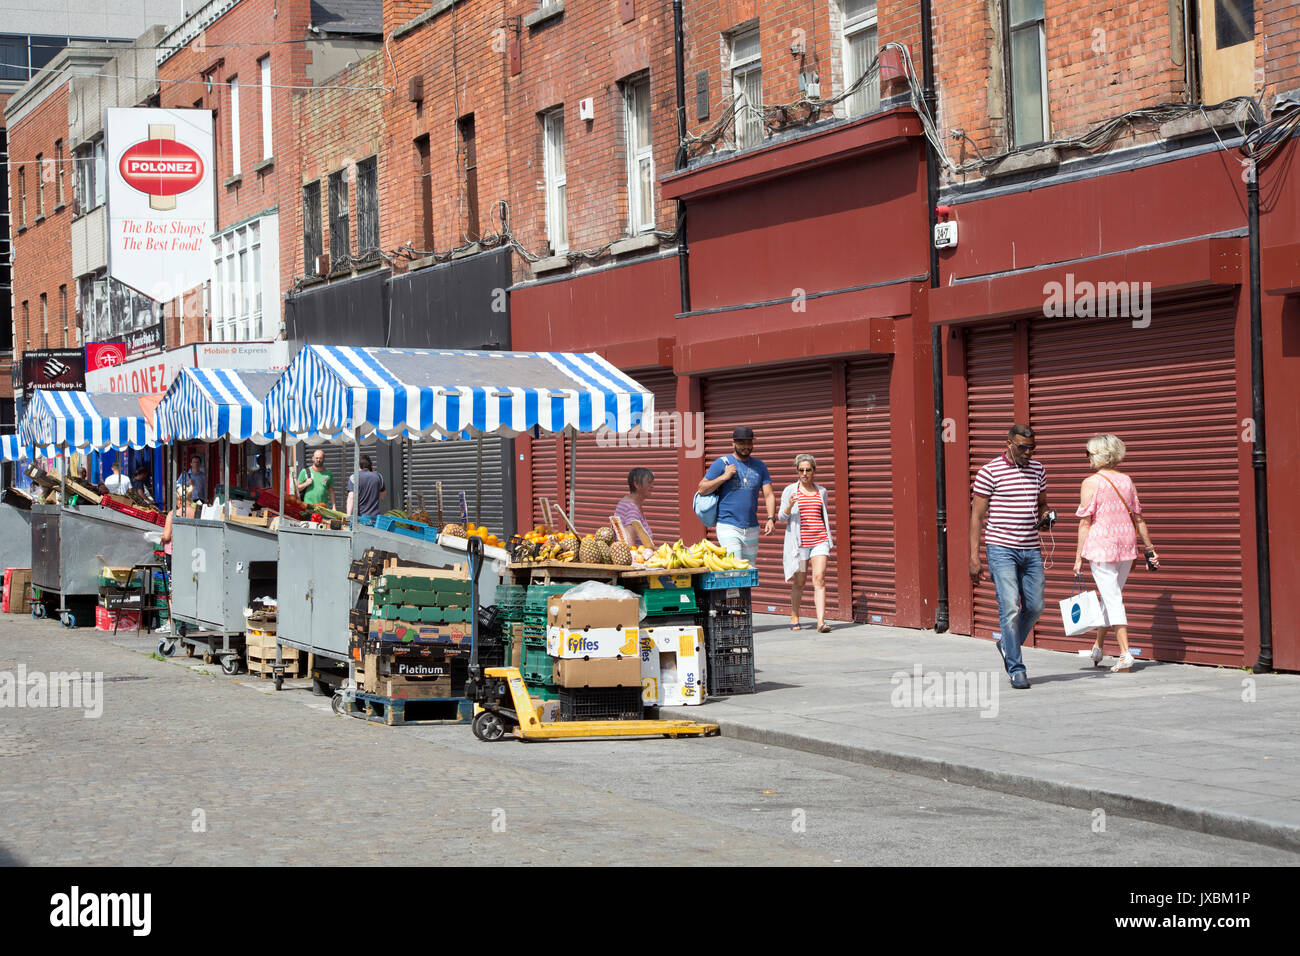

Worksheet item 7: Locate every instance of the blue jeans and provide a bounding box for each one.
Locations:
[985,545,1045,676]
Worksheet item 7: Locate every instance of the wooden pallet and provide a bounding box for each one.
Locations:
[342,693,473,727]
[245,657,303,678]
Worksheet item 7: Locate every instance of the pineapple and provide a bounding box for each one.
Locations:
[595,525,616,545]
[595,540,614,564]
[578,537,603,564]
[610,541,632,566]
[442,523,466,537]
[411,492,431,526]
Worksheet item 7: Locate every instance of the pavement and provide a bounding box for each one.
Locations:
[665,615,1300,852]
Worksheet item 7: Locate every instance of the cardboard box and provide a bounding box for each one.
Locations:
[371,676,452,700]
[511,635,523,669]
[7,569,31,615]
[546,594,640,631]
[553,655,641,689]
[547,625,640,659]
[369,618,470,645]
[638,626,706,706]
[530,697,562,722]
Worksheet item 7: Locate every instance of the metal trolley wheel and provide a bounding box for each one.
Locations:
[157,640,177,657]
[220,655,241,676]
[31,603,47,620]
[331,692,349,717]
[59,611,77,628]
[472,710,510,742]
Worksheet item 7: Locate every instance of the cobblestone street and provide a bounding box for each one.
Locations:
[2,614,1294,866]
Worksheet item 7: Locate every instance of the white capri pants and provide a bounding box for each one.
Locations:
[1088,560,1132,627]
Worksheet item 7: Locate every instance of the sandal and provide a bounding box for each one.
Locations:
[1111,652,1134,673]
[816,623,832,633]
[789,616,802,631]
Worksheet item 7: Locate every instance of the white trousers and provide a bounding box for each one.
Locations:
[1088,560,1132,627]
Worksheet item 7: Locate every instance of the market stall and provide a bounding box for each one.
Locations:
[20,390,162,627]
[262,345,653,709]
[1,435,36,570]
[154,368,283,670]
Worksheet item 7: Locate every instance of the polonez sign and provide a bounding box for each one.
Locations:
[105,108,215,303]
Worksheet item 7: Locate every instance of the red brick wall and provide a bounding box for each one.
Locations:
[8,85,76,352]
[1,90,13,406]
[1263,0,1300,110]
[157,0,312,341]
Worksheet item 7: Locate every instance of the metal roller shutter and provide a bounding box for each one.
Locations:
[702,364,839,617]
[965,325,1017,641]
[405,436,507,535]
[1028,294,1242,665]
[845,357,896,624]
[299,439,378,512]
[529,435,561,529]
[563,367,680,542]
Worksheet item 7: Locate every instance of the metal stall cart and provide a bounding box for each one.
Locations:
[262,346,654,709]
[154,369,283,670]
[20,391,160,627]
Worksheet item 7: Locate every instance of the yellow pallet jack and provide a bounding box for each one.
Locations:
[470,666,719,742]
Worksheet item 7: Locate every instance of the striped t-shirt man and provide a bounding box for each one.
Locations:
[972,453,1047,549]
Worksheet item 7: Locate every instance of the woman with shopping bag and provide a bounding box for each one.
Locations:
[1072,434,1159,672]
[777,454,834,632]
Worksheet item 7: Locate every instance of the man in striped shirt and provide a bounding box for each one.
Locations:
[970,424,1051,689]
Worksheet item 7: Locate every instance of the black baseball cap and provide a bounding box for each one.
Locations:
[732,426,755,440]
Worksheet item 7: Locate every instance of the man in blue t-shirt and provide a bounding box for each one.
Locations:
[697,425,775,565]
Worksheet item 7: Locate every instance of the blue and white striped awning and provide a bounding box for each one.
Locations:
[21,389,155,450]
[2,434,61,460]
[263,346,654,443]
[155,368,280,444]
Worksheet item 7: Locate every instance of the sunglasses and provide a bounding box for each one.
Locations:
[1010,442,1035,452]
[797,467,814,473]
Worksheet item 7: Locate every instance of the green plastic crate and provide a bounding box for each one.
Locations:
[643,588,698,616]
[520,643,556,684]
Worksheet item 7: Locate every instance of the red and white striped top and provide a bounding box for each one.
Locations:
[972,453,1047,550]
[797,489,828,547]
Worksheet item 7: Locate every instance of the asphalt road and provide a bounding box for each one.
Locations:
[1,615,1295,866]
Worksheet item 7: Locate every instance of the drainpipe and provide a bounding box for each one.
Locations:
[921,0,948,632]
[1247,165,1274,672]
[673,0,691,314]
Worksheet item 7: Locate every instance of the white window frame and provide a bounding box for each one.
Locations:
[840,0,879,117]
[229,75,241,175]
[212,218,276,342]
[623,76,655,234]
[542,109,567,254]
[259,56,272,160]
[93,139,106,209]
[730,26,763,150]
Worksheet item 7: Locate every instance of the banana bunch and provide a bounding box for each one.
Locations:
[641,539,750,571]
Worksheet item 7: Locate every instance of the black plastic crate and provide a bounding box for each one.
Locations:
[704,627,754,655]
[477,639,507,669]
[645,613,699,628]
[558,686,643,721]
[698,611,753,647]
[706,651,756,696]
[697,587,751,615]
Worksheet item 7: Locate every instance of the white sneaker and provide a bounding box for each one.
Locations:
[1111,652,1134,673]
[1089,645,1103,666]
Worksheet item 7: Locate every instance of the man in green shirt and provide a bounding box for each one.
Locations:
[296,449,336,510]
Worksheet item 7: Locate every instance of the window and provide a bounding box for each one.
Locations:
[415,135,434,251]
[59,285,67,346]
[259,56,272,159]
[458,115,479,242]
[356,156,379,254]
[1216,0,1254,48]
[623,76,654,233]
[840,0,879,117]
[76,138,106,213]
[302,180,322,273]
[229,76,241,175]
[328,169,350,262]
[54,140,64,207]
[35,153,44,217]
[1006,0,1047,146]
[213,219,270,341]
[40,293,48,344]
[730,26,763,149]
[542,110,567,253]
[78,273,108,342]
[17,166,25,226]
[21,301,28,345]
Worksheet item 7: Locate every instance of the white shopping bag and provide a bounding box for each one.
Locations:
[1060,577,1106,636]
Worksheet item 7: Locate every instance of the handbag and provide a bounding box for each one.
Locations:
[692,456,732,527]
[1096,471,1156,569]
[1060,574,1106,636]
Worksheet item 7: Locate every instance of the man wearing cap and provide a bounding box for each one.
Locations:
[697,426,775,565]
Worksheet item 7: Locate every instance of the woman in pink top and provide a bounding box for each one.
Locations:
[1072,434,1158,672]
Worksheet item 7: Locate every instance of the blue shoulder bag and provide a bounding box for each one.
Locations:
[692,456,732,527]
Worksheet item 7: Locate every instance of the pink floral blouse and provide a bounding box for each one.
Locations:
[1076,471,1141,563]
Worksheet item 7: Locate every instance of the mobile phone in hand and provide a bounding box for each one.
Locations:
[1145,550,1158,571]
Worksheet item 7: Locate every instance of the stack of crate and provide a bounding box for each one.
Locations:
[695,570,758,696]
[493,583,527,669]
[366,562,475,701]
[519,583,572,717]
[347,547,397,664]
[244,607,302,677]
[546,590,643,720]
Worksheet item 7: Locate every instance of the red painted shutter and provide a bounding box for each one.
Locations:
[965,325,1017,640]
[702,364,839,616]
[564,367,680,542]
[845,356,896,623]
[1028,293,1242,665]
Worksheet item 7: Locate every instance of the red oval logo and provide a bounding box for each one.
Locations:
[119,139,205,196]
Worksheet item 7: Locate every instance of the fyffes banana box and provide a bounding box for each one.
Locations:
[638,625,706,706]
[547,625,641,659]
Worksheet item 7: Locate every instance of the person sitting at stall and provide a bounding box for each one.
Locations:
[103,459,132,496]
[346,455,386,518]
[247,453,271,491]
[131,466,156,507]
[614,468,655,543]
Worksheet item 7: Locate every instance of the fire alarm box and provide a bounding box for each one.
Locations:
[578,97,595,121]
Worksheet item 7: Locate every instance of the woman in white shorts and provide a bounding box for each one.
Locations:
[1073,434,1159,672]
[778,454,834,633]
